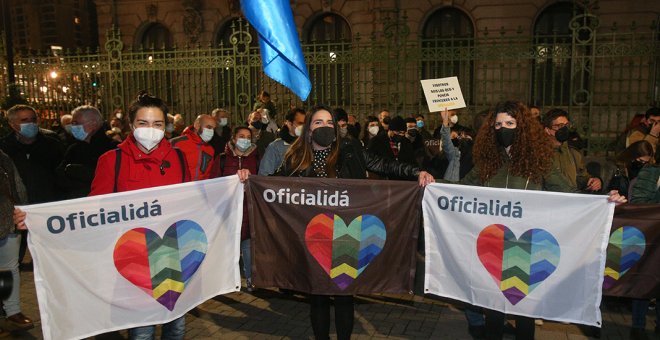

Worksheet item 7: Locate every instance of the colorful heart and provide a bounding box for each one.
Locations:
[113,220,208,311]
[305,213,386,290]
[603,226,645,289]
[476,224,560,305]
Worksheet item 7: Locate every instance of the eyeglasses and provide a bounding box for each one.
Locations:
[551,122,571,131]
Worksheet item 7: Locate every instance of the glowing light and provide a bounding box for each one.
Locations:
[50,71,58,79]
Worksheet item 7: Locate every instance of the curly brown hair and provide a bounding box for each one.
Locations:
[472,101,554,184]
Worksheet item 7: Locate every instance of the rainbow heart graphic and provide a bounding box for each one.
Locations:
[476,224,560,305]
[305,213,386,290]
[603,226,645,289]
[113,220,208,311]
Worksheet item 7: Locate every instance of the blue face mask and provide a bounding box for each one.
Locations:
[70,124,89,141]
[19,123,39,139]
[416,120,424,128]
[236,138,252,152]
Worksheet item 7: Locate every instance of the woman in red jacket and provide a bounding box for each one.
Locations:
[210,126,259,291]
[90,91,189,340]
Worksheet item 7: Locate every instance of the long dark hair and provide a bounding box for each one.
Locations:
[127,91,169,123]
[283,105,341,177]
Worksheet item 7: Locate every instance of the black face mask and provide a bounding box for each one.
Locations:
[407,129,418,139]
[279,125,296,144]
[554,126,570,143]
[496,127,517,147]
[251,121,264,130]
[391,134,403,143]
[312,126,335,147]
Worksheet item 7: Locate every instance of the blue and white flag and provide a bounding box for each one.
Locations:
[241,0,312,100]
[20,176,243,340]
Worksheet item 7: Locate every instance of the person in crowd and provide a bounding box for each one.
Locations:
[172,114,186,138]
[0,150,34,332]
[378,109,390,128]
[165,114,177,139]
[107,117,127,142]
[368,116,417,179]
[458,100,625,340]
[210,108,231,156]
[274,105,433,340]
[612,113,645,153]
[627,107,660,152]
[435,109,461,181]
[404,117,427,168]
[57,105,119,198]
[415,114,433,140]
[0,104,64,269]
[543,108,602,193]
[529,105,542,120]
[57,114,75,147]
[360,115,381,147]
[253,91,278,120]
[170,114,217,181]
[629,165,660,340]
[92,92,189,339]
[335,109,351,139]
[210,126,259,291]
[433,109,466,138]
[347,113,360,139]
[258,108,305,176]
[247,110,275,157]
[607,140,655,199]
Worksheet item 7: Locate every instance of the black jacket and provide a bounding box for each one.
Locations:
[57,128,119,198]
[277,137,420,180]
[367,132,417,180]
[0,132,64,203]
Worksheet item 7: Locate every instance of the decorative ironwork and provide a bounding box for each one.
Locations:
[1,11,659,154]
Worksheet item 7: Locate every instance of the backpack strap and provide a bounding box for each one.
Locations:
[114,148,122,193]
[173,147,186,183]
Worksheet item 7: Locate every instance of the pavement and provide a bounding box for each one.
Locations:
[6,268,659,340]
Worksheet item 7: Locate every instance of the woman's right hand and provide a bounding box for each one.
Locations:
[440,108,450,127]
[237,169,251,183]
[13,208,27,230]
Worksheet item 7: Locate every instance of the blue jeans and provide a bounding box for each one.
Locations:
[0,234,21,316]
[128,316,185,340]
[632,299,659,330]
[241,239,251,280]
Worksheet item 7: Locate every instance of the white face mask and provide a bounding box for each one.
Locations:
[200,127,214,143]
[218,117,228,127]
[450,115,459,125]
[294,125,303,137]
[116,113,123,119]
[368,125,379,136]
[133,127,165,152]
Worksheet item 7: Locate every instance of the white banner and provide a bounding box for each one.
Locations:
[423,183,614,326]
[20,176,243,340]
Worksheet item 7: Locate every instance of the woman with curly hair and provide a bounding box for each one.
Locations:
[459,100,626,339]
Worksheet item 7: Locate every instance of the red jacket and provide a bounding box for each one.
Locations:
[170,126,215,180]
[89,135,189,195]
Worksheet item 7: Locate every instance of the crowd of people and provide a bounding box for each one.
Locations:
[2,90,658,339]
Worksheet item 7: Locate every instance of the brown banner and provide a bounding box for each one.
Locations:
[602,204,660,299]
[246,176,422,295]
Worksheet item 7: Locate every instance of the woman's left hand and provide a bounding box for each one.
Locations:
[418,171,435,187]
[607,190,627,205]
[236,169,251,183]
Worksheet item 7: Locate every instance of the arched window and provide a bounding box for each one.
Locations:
[532,2,583,106]
[139,23,172,49]
[421,8,474,104]
[304,13,352,106]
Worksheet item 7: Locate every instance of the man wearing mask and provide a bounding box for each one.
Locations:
[627,107,660,153]
[0,105,64,269]
[57,114,75,148]
[247,110,275,157]
[368,116,416,180]
[347,113,361,139]
[210,108,231,156]
[414,114,433,140]
[258,108,305,175]
[432,109,463,138]
[253,90,278,121]
[171,114,217,180]
[56,105,119,198]
[405,117,426,168]
[543,108,601,193]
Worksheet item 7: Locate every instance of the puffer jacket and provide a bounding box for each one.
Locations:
[630,165,660,203]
